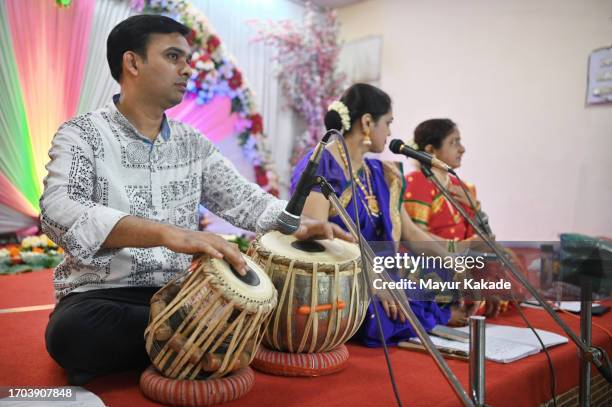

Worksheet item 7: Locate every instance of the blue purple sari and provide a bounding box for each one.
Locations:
[291,149,450,347]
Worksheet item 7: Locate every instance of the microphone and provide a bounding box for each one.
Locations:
[277,130,337,234]
[388,139,455,174]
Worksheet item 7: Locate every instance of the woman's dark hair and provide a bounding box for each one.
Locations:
[413,118,457,151]
[107,15,191,83]
[324,83,392,133]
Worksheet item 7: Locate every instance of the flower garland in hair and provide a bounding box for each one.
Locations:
[327,101,351,132]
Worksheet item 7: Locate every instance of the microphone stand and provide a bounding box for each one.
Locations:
[314,175,475,407]
[419,164,612,406]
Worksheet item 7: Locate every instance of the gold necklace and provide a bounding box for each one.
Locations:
[337,144,380,217]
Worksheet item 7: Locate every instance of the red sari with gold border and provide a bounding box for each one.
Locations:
[403,170,477,240]
[404,170,516,314]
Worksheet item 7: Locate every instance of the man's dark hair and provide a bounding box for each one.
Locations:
[106,14,190,82]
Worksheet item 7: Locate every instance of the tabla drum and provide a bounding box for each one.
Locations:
[143,253,277,380]
[247,231,369,354]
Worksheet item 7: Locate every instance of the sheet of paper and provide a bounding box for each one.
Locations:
[410,324,568,363]
[455,324,568,349]
[410,335,539,363]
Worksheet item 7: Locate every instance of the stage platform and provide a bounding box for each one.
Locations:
[0,269,610,406]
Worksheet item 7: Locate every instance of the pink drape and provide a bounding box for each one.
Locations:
[6,0,95,189]
[167,95,241,142]
[0,172,38,218]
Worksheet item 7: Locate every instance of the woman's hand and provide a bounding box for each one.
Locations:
[482,295,503,318]
[447,303,469,327]
[374,288,407,323]
[380,298,407,323]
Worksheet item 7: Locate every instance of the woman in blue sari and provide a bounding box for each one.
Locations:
[291,84,472,346]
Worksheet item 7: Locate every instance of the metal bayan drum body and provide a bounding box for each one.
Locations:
[248,231,369,353]
[144,254,277,380]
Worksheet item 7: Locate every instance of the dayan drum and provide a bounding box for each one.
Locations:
[144,253,277,380]
[247,231,369,354]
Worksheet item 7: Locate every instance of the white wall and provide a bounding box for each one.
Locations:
[337,0,612,241]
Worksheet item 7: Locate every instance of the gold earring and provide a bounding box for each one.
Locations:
[363,129,372,146]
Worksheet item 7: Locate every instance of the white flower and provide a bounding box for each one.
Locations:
[0,249,8,265]
[20,251,46,265]
[327,101,351,132]
[21,237,33,249]
[42,235,57,248]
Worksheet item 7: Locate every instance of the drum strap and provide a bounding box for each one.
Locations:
[271,258,296,351]
[298,263,318,353]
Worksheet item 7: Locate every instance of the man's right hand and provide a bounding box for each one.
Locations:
[161,227,247,276]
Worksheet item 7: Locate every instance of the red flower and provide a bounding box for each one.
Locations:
[198,52,211,63]
[255,165,268,186]
[186,28,197,46]
[250,113,263,134]
[254,165,268,187]
[206,35,221,53]
[197,71,208,82]
[228,69,243,89]
[190,53,211,71]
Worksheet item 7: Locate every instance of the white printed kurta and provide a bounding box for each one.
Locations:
[40,96,284,300]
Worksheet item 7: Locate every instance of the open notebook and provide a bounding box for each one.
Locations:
[401,324,568,363]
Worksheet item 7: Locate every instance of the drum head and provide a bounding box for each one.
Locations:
[208,254,276,310]
[260,231,360,265]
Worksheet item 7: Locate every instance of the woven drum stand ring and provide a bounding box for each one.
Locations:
[140,365,255,406]
[252,344,349,377]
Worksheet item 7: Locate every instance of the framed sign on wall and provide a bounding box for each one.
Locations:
[586,46,612,106]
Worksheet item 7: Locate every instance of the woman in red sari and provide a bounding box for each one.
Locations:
[404,119,507,320]
[404,119,477,240]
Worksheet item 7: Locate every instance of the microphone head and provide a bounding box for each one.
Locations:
[389,139,404,153]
